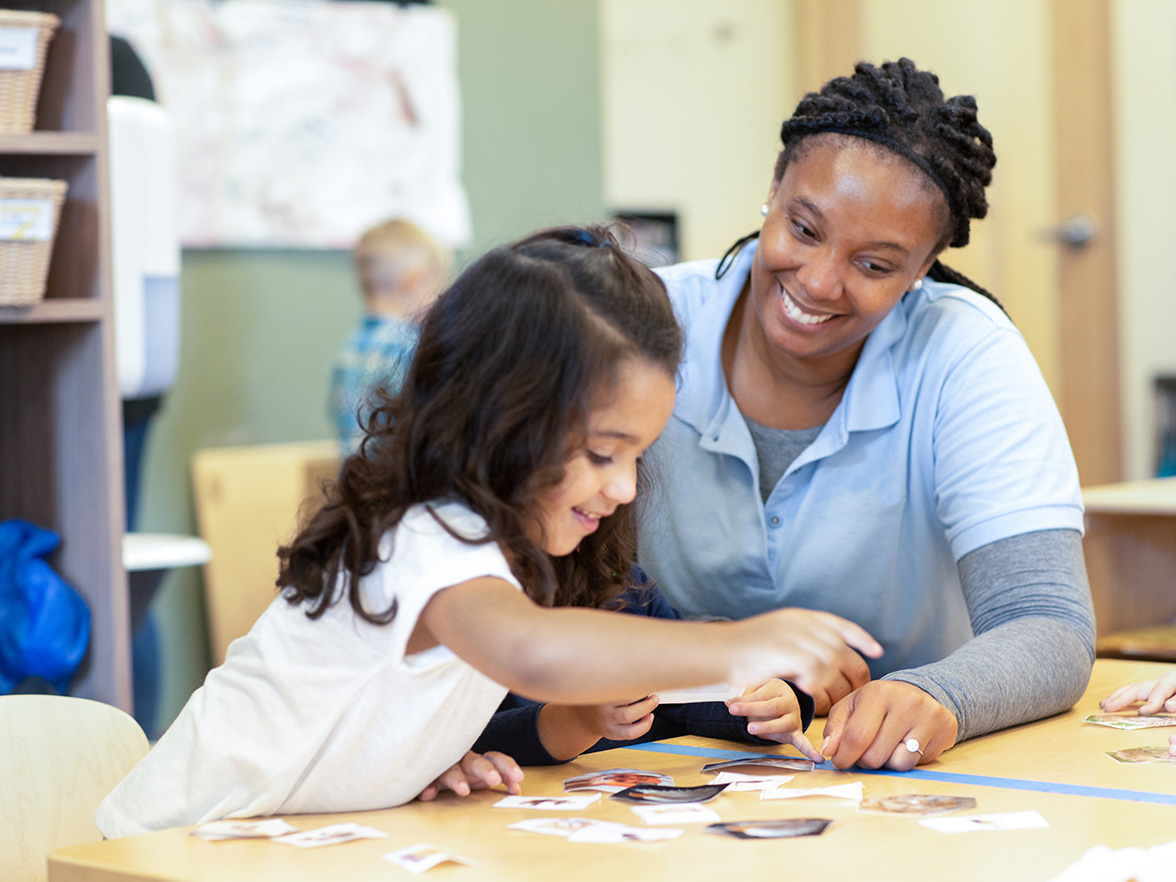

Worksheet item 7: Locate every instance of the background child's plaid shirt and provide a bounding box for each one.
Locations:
[328,315,419,454]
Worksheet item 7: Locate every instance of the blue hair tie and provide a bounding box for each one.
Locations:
[569,228,609,248]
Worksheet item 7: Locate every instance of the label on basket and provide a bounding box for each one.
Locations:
[0,28,38,70]
[0,199,55,241]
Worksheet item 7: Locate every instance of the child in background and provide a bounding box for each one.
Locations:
[1100,669,1176,756]
[328,218,451,454]
[96,225,880,837]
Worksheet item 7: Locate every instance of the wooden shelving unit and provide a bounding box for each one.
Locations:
[0,0,130,710]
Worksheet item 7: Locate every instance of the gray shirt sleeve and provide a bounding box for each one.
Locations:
[881,528,1096,742]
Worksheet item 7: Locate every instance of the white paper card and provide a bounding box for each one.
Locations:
[493,793,601,811]
[507,817,620,838]
[273,823,388,848]
[567,824,683,843]
[0,28,37,70]
[711,771,793,791]
[656,683,740,704]
[760,781,864,801]
[630,803,722,825]
[0,199,55,241]
[191,818,299,840]
[919,810,1049,833]
[383,843,477,874]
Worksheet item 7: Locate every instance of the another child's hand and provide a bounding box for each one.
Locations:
[416,750,524,801]
[726,680,823,762]
[1100,670,1176,715]
[572,694,659,742]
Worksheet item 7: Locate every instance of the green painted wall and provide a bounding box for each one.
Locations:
[138,0,604,730]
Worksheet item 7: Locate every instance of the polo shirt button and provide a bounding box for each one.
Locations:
[769,516,780,526]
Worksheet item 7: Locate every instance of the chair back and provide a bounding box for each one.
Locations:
[0,694,149,882]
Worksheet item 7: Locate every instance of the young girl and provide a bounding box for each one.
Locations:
[96,226,880,838]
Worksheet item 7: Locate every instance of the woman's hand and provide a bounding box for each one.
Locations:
[416,750,524,801]
[726,679,823,762]
[821,680,958,771]
[1099,671,1176,715]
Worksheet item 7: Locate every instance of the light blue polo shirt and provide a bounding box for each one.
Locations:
[638,242,1084,676]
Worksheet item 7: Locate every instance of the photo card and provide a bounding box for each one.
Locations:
[701,756,815,774]
[706,818,832,840]
[1085,714,1176,730]
[610,783,729,804]
[273,823,388,848]
[191,818,299,840]
[1105,746,1176,764]
[382,843,477,874]
[858,794,977,816]
[563,768,673,793]
[493,793,602,810]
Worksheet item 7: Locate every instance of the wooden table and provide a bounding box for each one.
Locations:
[49,659,1176,882]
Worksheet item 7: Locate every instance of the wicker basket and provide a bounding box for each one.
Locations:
[0,10,60,134]
[0,177,68,306]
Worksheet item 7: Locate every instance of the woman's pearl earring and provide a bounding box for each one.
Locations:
[760,204,769,217]
[910,277,924,291]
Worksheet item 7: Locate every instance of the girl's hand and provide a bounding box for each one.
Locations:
[734,608,882,707]
[416,750,524,801]
[1099,671,1176,715]
[725,680,823,762]
[537,696,659,761]
[821,680,958,771]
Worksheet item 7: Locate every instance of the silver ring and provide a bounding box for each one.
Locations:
[904,737,924,756]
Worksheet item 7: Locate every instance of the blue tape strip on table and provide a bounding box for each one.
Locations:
[626,741,1176,806]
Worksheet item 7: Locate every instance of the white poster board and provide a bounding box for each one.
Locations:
[106,0,470,250]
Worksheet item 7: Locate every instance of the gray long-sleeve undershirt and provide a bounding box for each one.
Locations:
[886,528,1096,741]
[745,416,1096,742]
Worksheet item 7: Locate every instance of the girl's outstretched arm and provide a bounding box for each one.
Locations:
[416,577,881,705]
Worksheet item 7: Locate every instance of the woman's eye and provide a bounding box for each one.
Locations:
[860,260,893,276]
[587,451,613,466]
[790,218,816,240]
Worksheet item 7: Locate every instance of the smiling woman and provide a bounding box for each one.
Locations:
[637,57,1096,771]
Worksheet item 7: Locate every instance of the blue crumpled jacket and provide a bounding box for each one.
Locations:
[0,518,91,694]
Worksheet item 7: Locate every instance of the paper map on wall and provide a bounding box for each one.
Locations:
[106,0,470,249]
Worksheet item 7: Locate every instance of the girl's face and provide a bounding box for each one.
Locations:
[750,137,945,372]
[534,356,676,557]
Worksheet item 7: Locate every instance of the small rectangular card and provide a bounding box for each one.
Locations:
[1085,713,1176,730]
[710,771,792,791]
[630,802,722,825]
[1105,746,1176,764]
[760,781,863,802]
[273,823,388,848]
[382,843,477,874]
[706,818,831,839]
[493,793,602,810]
[611,783,729,804]
[919,810,1048,833]
[702,756,815,774]
[191,818,299,840]
[507,817,618,838]
[858,794,977,816]
[656,683,740,704]
[563,768,673,793]
[567,824,683,843]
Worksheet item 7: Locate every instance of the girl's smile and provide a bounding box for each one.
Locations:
[535,357,676,556]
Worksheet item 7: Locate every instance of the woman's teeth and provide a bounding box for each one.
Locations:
[780,286,834,325]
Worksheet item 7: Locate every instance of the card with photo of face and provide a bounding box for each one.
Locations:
[706,818,832,840]
[382,843,477,874]
[701,756,816,774]
[1105,746,1176,764]
[191,818,299,840]
[710,771,793,791]
[610,783,729,804]
[507,817,623,838]
[273,823,388,848]
[1085,714,1176,730]
[563,768,673,793]
[857,794,977,816]
[629,802,722,826]
[493,793,602,810]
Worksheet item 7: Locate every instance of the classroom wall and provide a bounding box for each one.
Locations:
[1112,0,1176,480]
[139,0,606,729]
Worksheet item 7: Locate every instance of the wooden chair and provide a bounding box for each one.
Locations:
[0,694,149,882]
[191,440,341,665]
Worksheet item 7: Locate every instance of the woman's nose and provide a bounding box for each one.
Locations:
[795,251,841,301]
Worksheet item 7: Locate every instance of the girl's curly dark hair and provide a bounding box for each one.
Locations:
[277,225,682,625]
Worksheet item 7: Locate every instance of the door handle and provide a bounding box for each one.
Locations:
[1039,214,1097,249]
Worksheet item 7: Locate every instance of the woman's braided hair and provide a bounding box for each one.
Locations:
[717,58,1001,306]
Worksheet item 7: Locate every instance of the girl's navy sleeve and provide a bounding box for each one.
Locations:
[472,567,815,764]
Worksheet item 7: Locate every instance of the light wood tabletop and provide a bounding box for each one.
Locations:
[49,659,1176,882]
